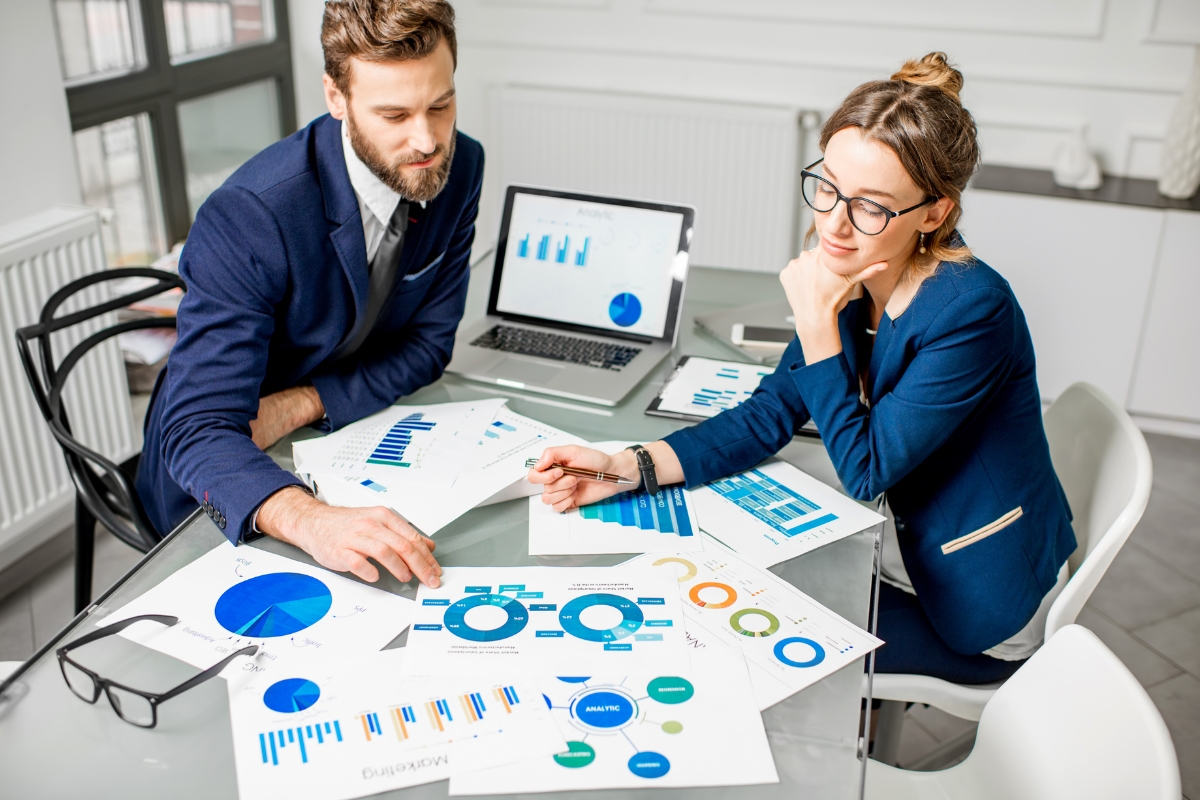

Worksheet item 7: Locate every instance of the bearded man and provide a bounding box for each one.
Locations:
[136,0,482,588]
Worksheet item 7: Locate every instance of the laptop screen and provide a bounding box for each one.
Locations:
[492,189,689,340]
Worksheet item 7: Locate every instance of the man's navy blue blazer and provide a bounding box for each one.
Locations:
[136,114,484,544]
[664,253,1076,654]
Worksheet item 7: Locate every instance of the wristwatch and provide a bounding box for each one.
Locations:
[626,445,659,495]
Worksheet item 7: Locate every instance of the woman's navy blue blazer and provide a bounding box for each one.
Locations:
[664,251,1076,654]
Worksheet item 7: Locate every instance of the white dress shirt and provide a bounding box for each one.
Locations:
[341,119,424,262]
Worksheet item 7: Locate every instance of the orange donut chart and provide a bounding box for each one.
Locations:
[688,582,737,609]
[652,557,698,583]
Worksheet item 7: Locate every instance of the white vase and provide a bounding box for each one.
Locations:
[1159,47,1200,200]
[1053,129,1102,190]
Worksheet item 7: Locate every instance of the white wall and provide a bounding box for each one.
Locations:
[289,0,329,126]
[0,0,82,226]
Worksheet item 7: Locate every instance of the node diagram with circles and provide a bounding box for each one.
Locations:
[405,567,688,676]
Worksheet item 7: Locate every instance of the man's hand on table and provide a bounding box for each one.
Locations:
[256,486,442,588]
[250,385,326,451]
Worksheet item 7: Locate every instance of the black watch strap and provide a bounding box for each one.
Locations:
[626,445,659,495]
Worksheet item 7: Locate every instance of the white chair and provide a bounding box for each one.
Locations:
[865,625,1180,800]
[865,382,1153,737]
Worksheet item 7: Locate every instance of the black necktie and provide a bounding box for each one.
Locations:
[334,200,410,361]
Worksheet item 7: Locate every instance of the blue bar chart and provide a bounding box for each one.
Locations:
[579,485,695,537]
[706,469,837,538]
[514,231,592,267]
[365,413,437,468]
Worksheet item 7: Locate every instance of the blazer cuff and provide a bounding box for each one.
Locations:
[226,469,308,545]
[310,371,354,431]
[789,350,858,417]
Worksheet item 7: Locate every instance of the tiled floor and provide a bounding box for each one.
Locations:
[1,433,1197,793]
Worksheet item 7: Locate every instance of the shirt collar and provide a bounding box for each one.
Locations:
[341,119,425,224]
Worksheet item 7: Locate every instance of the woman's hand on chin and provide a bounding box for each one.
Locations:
[527,445,637,513]
[780,249,888,364]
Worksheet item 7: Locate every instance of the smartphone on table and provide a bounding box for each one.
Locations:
[731,324,794,351]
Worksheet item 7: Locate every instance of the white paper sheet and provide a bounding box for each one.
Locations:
[292,399,507,487]
[306,409,586,535]
[655,357,774,418]
[528,483,704,555]
[402,567,689,677]
[448,638,778,794]
[100,544,413,670]
[626,539,882,710]
[227,649,566,800]
[691,459,885,568]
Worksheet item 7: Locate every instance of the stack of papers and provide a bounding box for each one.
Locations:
[294,400,585,535]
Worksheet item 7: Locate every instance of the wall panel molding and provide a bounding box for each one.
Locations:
[1143,0,1200,44]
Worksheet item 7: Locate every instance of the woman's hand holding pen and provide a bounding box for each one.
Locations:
[528,445,634,512]
[779,248,888,365]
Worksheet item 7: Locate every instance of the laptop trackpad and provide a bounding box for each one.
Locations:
[489,357,564,386]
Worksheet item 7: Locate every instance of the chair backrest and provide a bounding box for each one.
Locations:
[1043,382,1152,637]
[14,267,186,552]
[966,624,1179,800]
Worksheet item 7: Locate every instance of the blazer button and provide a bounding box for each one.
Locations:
[219,518,227,530]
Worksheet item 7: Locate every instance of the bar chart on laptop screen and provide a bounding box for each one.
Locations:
[497,193,685,338]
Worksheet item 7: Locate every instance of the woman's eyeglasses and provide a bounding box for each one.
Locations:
[800,159,937,236]
[56,614,258,728]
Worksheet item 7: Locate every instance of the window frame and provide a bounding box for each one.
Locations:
[63,0,297,247]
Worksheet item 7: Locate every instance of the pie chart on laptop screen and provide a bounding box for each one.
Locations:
[609,292,642,327]
[214,573,333,637]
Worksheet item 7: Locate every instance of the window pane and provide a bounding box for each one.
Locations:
[74,114,168,267]
[164,0,274,63]
[54,0,147,84]
[177,79,281,219]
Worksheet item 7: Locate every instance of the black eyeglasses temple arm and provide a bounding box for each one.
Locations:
[56,615,179,655]
[159,645,259,703]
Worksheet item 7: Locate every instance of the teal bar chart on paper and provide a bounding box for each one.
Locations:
[654,357,774,419]
[529,482,704,556]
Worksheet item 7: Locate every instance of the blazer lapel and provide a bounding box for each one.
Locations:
[314,115,370,346]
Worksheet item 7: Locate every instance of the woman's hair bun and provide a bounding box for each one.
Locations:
[891,52,964,101]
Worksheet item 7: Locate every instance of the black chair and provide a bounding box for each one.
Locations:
[15,268,187,614]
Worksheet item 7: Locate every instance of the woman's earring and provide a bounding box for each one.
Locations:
[918,232,927,254]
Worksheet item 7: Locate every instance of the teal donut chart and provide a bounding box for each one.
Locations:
[444,594,530,642]
[559,593,644,642]
[773,636,826,668]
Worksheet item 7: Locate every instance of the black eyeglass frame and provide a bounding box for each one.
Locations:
[56,614,258,728]
[800,158,938,236]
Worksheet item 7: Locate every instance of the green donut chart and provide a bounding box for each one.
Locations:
[558,593,644,642]
[729,608,780,638]
[443,593,530,642]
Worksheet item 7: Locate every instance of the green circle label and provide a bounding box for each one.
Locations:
[661,720,684,734]
[730,608,781,638]
[647,676,694,704]
[553,741,596,768]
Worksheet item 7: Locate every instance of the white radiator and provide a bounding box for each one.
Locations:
[0,206,140,571]
[493,86,804,273]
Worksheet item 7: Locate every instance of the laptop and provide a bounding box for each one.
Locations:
[447,185,695,406]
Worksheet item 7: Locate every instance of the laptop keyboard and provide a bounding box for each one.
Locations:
[471,325,642,371]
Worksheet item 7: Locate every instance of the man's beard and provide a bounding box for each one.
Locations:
[347,112,456,203]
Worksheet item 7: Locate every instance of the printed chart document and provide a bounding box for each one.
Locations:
[627,539,882,710]
[292,399,507,487]
[449,642,777,794]
[227,648,565,800]
[652,356,774,419]
[691,459,885,568]
[528,483,703,555]
[307,409,586,535]
[100,544,413,671]
[403,567,688,677]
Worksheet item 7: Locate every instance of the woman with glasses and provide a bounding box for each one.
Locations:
[529,52,1075,684]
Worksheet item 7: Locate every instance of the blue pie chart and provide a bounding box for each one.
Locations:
[263,678,321,713]
[214,573,333,638]
[609,293,642,327]
[559,593,644,642]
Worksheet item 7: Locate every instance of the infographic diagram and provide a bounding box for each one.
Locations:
[101,544,414,672]
[627,540,881,709]
[448,645,778,794]
[403,567,688,677]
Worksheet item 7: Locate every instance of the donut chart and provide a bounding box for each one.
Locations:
[729,608,780,638]
[444,594,530,642]
[773,636,826,668]
[559,593,644,642]
[651,557,697,583]
[688,582,737,609]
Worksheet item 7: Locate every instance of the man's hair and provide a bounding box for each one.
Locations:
[322,0,457,96]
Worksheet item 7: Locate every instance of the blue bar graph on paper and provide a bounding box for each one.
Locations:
[706,469,837,538]
[517,233,530,257]
[365,413,436,468]
[579,484,694,537]
[574,237,590,267]
[260,721,344,766]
